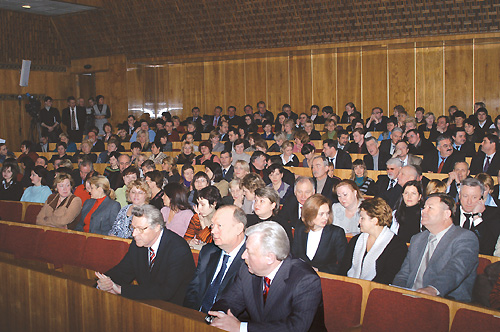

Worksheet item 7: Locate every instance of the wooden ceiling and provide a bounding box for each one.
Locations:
[5,1,500,66]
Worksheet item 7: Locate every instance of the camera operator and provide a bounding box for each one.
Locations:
[39,96,61,142]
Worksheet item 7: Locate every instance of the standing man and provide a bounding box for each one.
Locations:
[209,221,326,331]
[39,96,61,142]
[96,205,195,304]
[61,96,86,143]
[393,193,479,303]
[92,95,111,137]
[184,205,247,313]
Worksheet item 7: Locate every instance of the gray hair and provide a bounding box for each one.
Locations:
[245,221,290,260]
[311,155,328,167]
[218,205,247,227]
[453,161,469,171]
[131,204,165,228]
[294,176,315,190]
[392,127,404,134]
[460,177,485,194]
[274,132,287,141]
[386,158,403,168]
[436,135,452,147]
[401,165,418,179]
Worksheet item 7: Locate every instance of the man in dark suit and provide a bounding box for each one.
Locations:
[453,178,500,255]
[379,127,403,156]
[224,127,240,152]
[96,205,195,304]
[208,106,223,128]
[254,101,275,125]
[278,177,315,230]
[428,115,452,142]
[452,128,476,157]
[444,161,470,202]
[226,106,242,128]
[218,121,230,142]
[39,96,61,142]
[406,129,436,156]
[182,107,203,131]
[220,151,234,182]
[393,193,479,303]
[311,155,339,203]
[475,107,494,141]
[421,135,465,174]
[36,135,50,153]
[365,106,388,132]
[209,221,326,331]
[470,134,500,176]
[375,158,403,209]
[304,119,322,140]
[184,205,246,312]
[87,129,105,152]
[364,136,391,171]
[334,129,351,151]
[61,96,86,143]
[322,139,352,169]
[123,115,139,136]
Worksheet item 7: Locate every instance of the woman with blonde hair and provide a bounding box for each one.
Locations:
[425,179,447,196]
[321,118,338,140]
[475,173,497,207]
[332,180,363,235]
[233,160,250,180]
[108,179,152,239]
[292,194,347,274]
[283,118,296,140]
[339,197,407,284]
[58,132,77,152]
[280,141,299,167]
[136,129,150,152]
[176,142,196,165]
[36,173,82,229]
[162,156,181,183]
[76,175,121,235]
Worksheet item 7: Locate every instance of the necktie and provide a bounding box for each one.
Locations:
[413,234,438,289]
[263,276,271,304]
[437,157,446,173]
[484,156,491,173]
[71,108,77,130]
[200,254,230,313]
[213,117,218,126]
[456,145,461,151]
[299,205,302,218]
[222,168,227,177]
[388,179,395,190]
[149,248,156,270]
[330,157,336,168]
[463,213,472,230]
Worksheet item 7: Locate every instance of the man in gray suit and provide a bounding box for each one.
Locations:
[392,193,479,302]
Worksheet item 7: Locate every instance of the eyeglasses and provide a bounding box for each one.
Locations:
[129,225,149,233]
[130,190,146,195]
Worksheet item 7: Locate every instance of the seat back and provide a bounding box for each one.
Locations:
[81,237,130,272]
[478,257,492,275]
[450,308,500,332]
[321,278,362,331]
[0,223,9,252]
[35,230,86,268]
[2,225,43,260]
[0,201,23,222]
[362,288,449,332]
[24,204,43,225]
[192,251,199,266]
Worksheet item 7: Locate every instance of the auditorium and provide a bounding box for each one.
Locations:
[2,1,500,331]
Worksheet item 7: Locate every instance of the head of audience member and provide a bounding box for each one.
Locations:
[424,112,435,129]
[233,139,245,155]
[324,118,337,134]
[250,151,267,172]
[202,161,221,183]
[415,107,425,122]
[336,179,363,208]
[193,185,221,219]
[89,175,114,200]
[310,155,329,181]
[452,161,470,184]
[129,205,165,247]
[322,139,337,159]
[277,113,287,126]
[398,165,418,187]
[228,178,243,203]
[267,164,284,187]
[162,182,190,212]
[359,197,393,235]
[386,118,397,133]
[464,119,476,136]
[283,119,295,135]
[300,143,315,165]
[422,193,455,234]
[394,141,409,160]
[36,156,48,168]
[242,104,252,115]
[122,166,140,187]
[1,161,18,184]
[191,107,200,119]
[386,158,403,180]
[364,137,379,157]
[54,142,66,157]
[210,205,246,254]
[212,106,222,118]
[227,127,238,143]
[301,194,333,233]
[234,160,250,180]
[127,115,136,128]
[273,132,287,147]
[336,129,349,147]
[352,128,365,145]
[475,102,486,113]
[20,140,33,154]
[217,151,231,170]
[145,170,164,193]
[242,221,290,277]
[140,160,154,176]
[108,151,121,170]
[87,130,97,144]
[350,159,367,180]
[179,142,193,158]
[405,129,421,146]
[397,108,408,125]
[310,105,320,116]
[30,165,48,187]
[0,143,10,158]
[227,106,237,118]
[254,187,280,219]
[53,173,74,199]
[44,96,53,108]
[425,179,446,196]
[475,173,494,201]
[436,135,454,158]
[322,106,334,119]
[452,128,467,147]
[454,111,466,128]
[181,164,194,184]
[172,116,181,129]
[241,173,266,202]
[126,179,151,206]
[294,177,315,206]
[459,178,484,214]
[481,134,498,155]
[294,130,310,146]
[389,127,403,144]
[400,180,423,209]
[476,107,488,123]
[116,154,131,173]
[436,116,449,133]
[191,171,209,193]
[351,118,364,130]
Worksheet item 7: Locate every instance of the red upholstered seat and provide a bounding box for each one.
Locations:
[0,201,23,223]
[450,308,500,332]
[81,237,130,272]
[2,225,43,260]
[35,230,86,268]
[362,288,449,332]
[24,204,43,225]
[477,257,491,275]
[321,278,362,331]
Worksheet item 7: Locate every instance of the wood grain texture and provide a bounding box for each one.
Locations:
[388,49,415,115]
[362,50,388,118]
[244,58,267,115]
[183,62,205,118]
[224,59,246,114]
[166,64,185,118]
[266,56,290,115]
[204,61,225,116]
[475,43,500,115]
[290,54,313,114]
[312,53,336,110]
[445,43,473,115]
[337,51,362,118]
[416,46,444,116]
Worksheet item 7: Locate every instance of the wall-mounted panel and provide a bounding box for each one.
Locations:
[362,50,388,117]
[445,44,473,115]
[337,51,361,117]
[224,60,246,114]
[312,53,336,110]
[183,63,205,117]
[388,49,415,114]
[416,47,444,116]
[204,61,225,115]
[290,54,312,114]
[475,43,500,114]
[266,56,289,114]
[244,58,267,115]
[166,64,185,118]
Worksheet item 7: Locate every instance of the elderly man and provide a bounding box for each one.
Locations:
[184,205,247,313]
[209,221,326,331]
[393,141,422,167]
[376,158,403,209]
[311,155,339,202]
[322,139,352,169]
[96,205,195,303]
[454,178,500,255]
[278,177,315,230]
[71,158,94,187]
[470,134,500,176]
[406,129,436,156]
[365,106,388,132]
[249,151,268,180]
[397,165,419,188]
[421,135,465,173]
[363,136,391,171]
[254,101,274,125]
[379,127,403,156]
[393,193,479,303]
[444,161,470,201]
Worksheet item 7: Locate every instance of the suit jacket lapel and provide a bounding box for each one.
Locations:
[409,232,429,286]
[219,244,246,293]
[149,230,167,277]
[312,226,331,262]
[263,258,291,319]
[252,274,265,318]
[205,248,222,287]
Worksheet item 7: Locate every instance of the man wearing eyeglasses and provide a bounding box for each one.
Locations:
[95,205,195,304]
[365,107,388,132]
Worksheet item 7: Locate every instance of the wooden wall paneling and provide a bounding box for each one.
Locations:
[157,65,168,119]
[204,61,225,116]
[166,64,185,118]
[244,57,267,115]
[474,43,500,116]
[362,49,388,117]
[183,62,205,120]
[290,54,313,114]
[126,64,146,118]
[224,59,246,116]
[106,56,128,124]
[416,46,444,116]
[312,52,337,111]
[388,48,416,114]
[266,56,290,116]
[139,65,157,120]
[445,43,474,115]
[336,50,362,117]
[0,258,29,331]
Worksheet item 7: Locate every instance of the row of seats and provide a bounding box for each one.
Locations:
[0,219,498,331]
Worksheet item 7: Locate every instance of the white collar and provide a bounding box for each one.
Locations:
[265,261,284,284]
[149,228,164,253]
